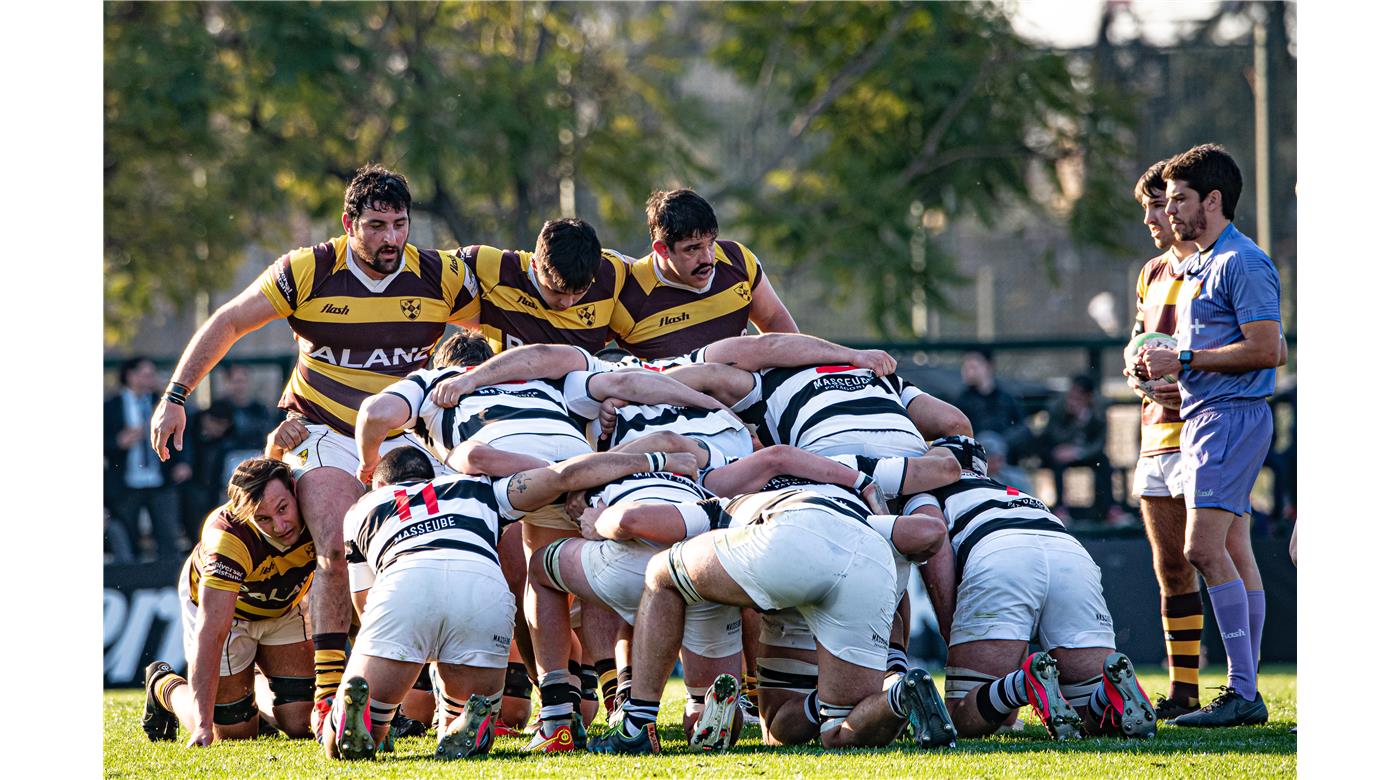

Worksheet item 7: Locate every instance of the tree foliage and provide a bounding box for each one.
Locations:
[697,1,1136,336]
[104,1,697,344]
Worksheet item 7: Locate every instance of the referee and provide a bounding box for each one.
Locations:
[1139,144,1282,728]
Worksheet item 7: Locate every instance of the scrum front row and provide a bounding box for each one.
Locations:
[141,331,1157,759]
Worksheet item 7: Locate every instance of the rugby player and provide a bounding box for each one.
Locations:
[324,445,699,760]
[1138,144,1282,727]
[352,329,731,751]
[919,437,1158,741]
[588,486,954,754]
[150,165,478,724]
[610,189,798,360]
[452,217,630,353]
[1125,159,1206,720]
[142,458,316,747]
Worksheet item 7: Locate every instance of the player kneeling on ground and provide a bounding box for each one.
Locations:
[320,445,697,760]
[923,437,1156,741]
[142,458,316,746]
[588,487,954,754]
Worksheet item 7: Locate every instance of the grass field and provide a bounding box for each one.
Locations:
[104,665,1296,778]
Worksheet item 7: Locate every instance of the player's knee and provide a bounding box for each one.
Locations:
[1183,540,1220,573]
[268,675,315,707]
[213,692,258,726]
[643,552,675,593]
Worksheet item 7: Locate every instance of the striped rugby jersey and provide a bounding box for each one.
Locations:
[257,234,478,436]
[455,245,630,354]
[344,474,523,591]
[1135,252,1186,456]
[612,240,764,360]
[734,365,928,454]
[185,504,316,622]
[585,471,714,550]
[381,366,607,463]
[925,472,1073,580]
[600,402,749,455]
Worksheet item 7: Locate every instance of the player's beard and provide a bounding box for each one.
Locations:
[354,237,404,275]
[1171,208,1207,243]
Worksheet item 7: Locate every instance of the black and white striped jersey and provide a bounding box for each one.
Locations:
[382,366,608,462]
[733,365,928,455]
[721,483,871,530]
[600,402,750,453]
[344,474,525,591]
[585,471,714,550]
[925,472,1074,579]
[600,346,708,373]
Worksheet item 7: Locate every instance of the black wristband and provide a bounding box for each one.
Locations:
[163,381,190,407]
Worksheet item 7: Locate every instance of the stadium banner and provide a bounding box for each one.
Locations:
[104,558,186,688]
[102,535,1297,688]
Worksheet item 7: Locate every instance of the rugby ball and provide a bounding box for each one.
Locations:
[1124,331,1177,394]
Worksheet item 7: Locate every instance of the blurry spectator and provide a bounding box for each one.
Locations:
[1039,374,1124,524]
[956,349,1033,461]
[218,364,278,450]
[183,365,278,539]
[977,431,1033,494]
[1262,384,1296,534]
[104,507,135,566]
[104,356,192,560]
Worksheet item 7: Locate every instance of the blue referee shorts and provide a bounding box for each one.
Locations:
[1180,399,1273,516]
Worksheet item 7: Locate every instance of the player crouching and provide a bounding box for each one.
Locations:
[923,436,1156,741]
[318,445,697,760]
[142,458,316,746]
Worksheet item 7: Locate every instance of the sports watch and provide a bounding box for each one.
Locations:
[1177,349,1194,369]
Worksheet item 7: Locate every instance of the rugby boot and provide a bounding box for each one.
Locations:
[1022,652,1083,740]
[1153,695,1199,722]
[310,696,333,744]
[689,673,740,751]
[1100,653,1156,738]
[1172,686,1268,728]
[436,694,496,760]
[588,722,661,755]
[391,710,429,738]
[898,668,958,749]
[141,661,178,742]
[331,677,377,760]
[493,721,525,738]
[571,710,589,745]
[525,717,579,753]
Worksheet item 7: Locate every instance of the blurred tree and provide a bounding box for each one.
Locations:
[697,1,1137,336]
[104,1,696,344]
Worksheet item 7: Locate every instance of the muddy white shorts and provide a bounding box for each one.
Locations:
[179,565,309,677]
[709,509,897,670]
[354,557,515,668]
[282,423,449,480]
[950,530,1116,650]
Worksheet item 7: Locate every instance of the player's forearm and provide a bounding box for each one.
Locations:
[711,333,852,371]
[189,596,236,727]
[611,431,707,459]
[611,504,688,544]
[1191,334,1280,374]
[170,311,245,390]
[548,451,662,492]
[597,371,724,411]
[473,344,586,385]
[925,544,957,643]
[355,396,408,469]
[447,441,549,477]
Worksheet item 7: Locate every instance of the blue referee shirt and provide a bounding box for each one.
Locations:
[1174,223,1282,418]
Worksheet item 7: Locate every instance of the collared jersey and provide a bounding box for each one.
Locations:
[380,365,606,462]
[258,234,478,435]
[925,472,1072,581]
[344,474,525,592]
[185,505,317,622]
[1174,224,1282,418]
[734,365,928,454]
[455,245,630,354]
[1135,252,1187,455]
[612,240,765,360]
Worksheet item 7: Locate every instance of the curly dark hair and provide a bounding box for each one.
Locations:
[344,163,412,221]
[1162,144,1242,221]
[646,189,719,248]
[535,218,602,293]
[433,329,496,369]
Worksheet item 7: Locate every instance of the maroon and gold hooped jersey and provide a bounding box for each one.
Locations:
[257,234,477,435]
[186,505,316,622]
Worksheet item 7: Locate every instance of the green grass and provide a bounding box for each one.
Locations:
[105,665,1296,778]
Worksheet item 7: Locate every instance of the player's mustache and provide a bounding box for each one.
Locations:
[691,263,714,277]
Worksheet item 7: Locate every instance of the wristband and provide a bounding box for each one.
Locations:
[645,452,664,472]
[852,471,876,494]
[163,382,190,407]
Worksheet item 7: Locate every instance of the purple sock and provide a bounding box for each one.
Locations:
[1246,589,1266,673]
[1207,579,1256,700]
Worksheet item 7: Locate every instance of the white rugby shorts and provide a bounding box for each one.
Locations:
[758,608,816,652]
[179,568,309,678]
[1132,451,1186,499]
[354,557,514,668]
[282,423,449,480]
[950,530,1116,650]
[575,539,741,657]
[709,508,897,670]
[805,430,927,459]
